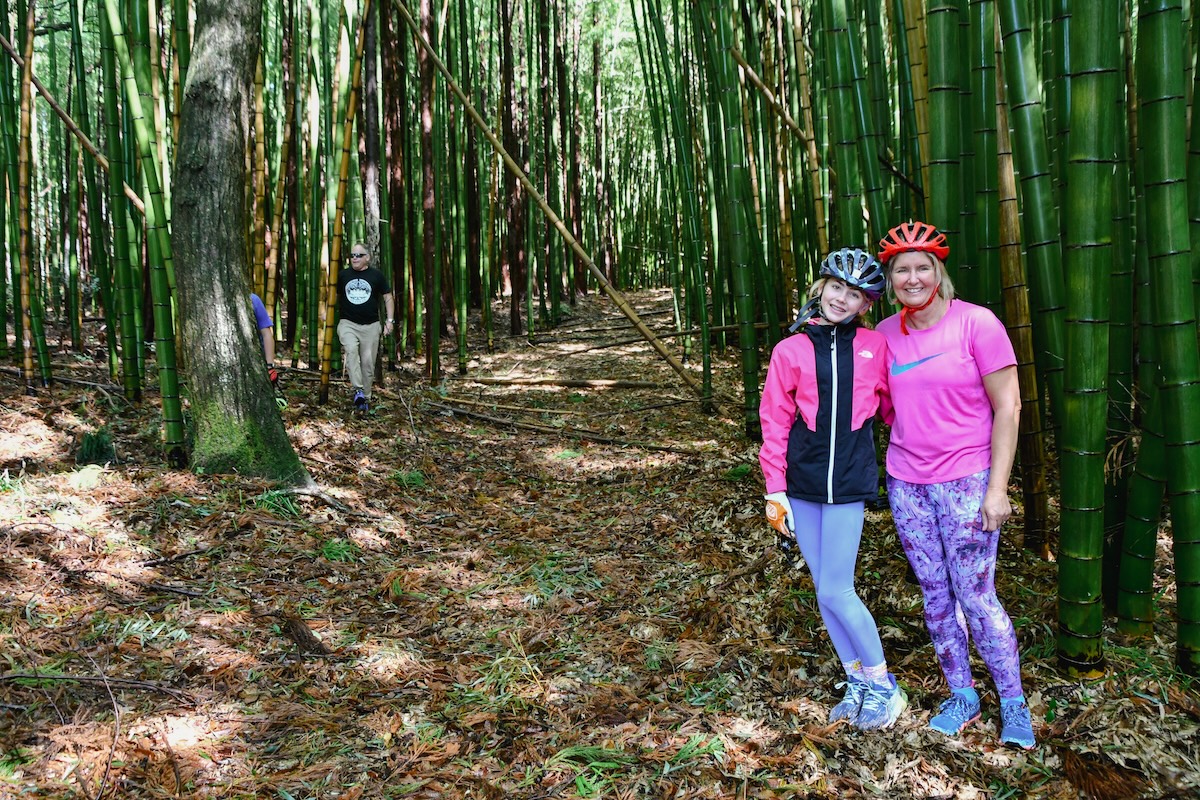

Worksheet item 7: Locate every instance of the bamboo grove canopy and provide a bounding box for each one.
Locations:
[1,0,1198,675]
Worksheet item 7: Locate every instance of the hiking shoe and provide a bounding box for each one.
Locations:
[352,390,367,411]
[929,692,981,736]
[999,700,1036,749]
[857,676,907,730]
[828,679,868,724]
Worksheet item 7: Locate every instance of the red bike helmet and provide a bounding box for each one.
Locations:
[878,221,950,264]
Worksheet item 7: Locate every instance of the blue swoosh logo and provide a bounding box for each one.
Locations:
[891,353,943,375]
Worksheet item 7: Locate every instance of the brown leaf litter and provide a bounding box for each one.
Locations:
[1,290,1198,799]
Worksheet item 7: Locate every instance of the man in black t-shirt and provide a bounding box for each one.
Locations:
[337,243,394,412]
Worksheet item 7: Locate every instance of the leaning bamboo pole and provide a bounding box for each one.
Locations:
[0,32,145,213]
[389,0,705,397]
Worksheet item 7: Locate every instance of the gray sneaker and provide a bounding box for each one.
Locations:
[929,691,981,736]
[828,678,868,724]
[856,675,908,730]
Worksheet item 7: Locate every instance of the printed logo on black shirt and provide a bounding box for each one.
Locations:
[345,278,374,305]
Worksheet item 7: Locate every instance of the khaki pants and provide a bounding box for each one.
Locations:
[337,319,381,398]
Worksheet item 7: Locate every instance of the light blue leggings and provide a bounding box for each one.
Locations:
[788,498,886,668]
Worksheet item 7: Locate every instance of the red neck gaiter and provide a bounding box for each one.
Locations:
[899,285,941,335]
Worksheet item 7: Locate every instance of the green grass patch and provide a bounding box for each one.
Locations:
[720,463,753,481]
[544,745,637,797]
[389,470,427,489]
[0,470,21,493]
[0,748,33,779]
[254,489,301,518]
[663,734,724,776]
[87,612,191,648]
[319,538,360,562]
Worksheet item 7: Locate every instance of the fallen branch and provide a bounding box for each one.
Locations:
[137,582,205,598]
[619,398,700,414]
[142,548,214,567]
[441,395,586,416]
[450,376,660,389]
[0,672,193,704]
[284,485,352,513]
[427,402,701,455]
[713,550,775,590]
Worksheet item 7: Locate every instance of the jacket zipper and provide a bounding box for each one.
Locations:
[827,327,838,503]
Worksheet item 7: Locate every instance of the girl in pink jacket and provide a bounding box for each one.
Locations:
[759,248,905,730]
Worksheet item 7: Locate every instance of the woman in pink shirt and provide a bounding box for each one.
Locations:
[876,221,1034,749]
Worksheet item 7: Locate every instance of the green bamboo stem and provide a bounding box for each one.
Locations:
[1136,0,1200,676]
[100,6,142,400]
[1057,0,1116,677]
[102,0,186,465]
[997,0,1066,432]
[996,33,1050,559]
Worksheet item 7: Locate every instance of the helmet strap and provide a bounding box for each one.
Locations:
[788,297,823,333]
[899,283,941,335]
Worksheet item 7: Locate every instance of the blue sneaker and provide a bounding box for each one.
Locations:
[352,390,368,412]
[828,679,868,724]
[857,675,908,730]
[999,700,1036,749]
[929,692,981,736]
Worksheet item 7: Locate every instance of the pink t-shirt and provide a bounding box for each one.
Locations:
[877,300,1016,483]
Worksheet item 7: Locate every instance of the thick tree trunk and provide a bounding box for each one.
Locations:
[173,0,308,485]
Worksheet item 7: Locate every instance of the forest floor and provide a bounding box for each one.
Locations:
[1,289,1198,800]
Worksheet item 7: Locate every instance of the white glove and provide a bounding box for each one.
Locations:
[765,491,794,537]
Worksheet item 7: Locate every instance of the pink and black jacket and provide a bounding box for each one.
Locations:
[759,322,893,504]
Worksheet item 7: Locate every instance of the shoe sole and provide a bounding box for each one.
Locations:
[1000,734,1036,750]
[929,712,980,736]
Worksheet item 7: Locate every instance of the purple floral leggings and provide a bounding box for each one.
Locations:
[887,470,1025,699]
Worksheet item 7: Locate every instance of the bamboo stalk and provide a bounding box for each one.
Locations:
[16,0,35,391]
